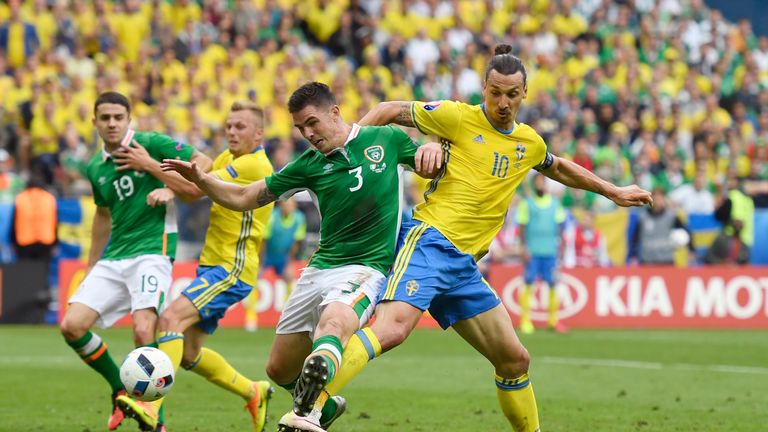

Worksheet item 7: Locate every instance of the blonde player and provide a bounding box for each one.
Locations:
[116,102,275,432]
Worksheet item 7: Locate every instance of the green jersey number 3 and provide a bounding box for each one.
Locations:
[112,175,135,201]
[349,166,363,192]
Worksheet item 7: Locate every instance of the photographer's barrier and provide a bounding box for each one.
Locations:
[58,260,768,328]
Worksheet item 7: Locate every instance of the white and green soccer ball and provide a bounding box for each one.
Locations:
[120,347,175,401]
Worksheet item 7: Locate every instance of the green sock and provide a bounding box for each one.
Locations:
[319,396,338,425]
[309,335,343,382]
[67,331,123,393]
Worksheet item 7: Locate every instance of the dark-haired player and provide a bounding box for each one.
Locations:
[59,91,211,431]
[162,82,442,432]
[322,44,653,431]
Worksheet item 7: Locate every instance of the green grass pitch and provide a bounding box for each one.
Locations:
[1,326,766,431]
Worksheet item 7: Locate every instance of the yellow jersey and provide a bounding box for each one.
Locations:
[411,100,549,260]
[198,147,274,286]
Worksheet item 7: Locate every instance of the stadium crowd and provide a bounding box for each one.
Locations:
[1,0,768,268]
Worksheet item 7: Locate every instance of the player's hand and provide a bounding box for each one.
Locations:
[415,142,442,179]
[114,140,154,171]
[161,158,204,184]
[609,185,653,207]
[147,187,175,207]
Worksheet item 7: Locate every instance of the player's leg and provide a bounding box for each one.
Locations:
[132,307,158,346]
[293,265,385,416]
[519,257,537,334]
[267,267,324,392]
[182,325,269,401]
[282,259,296,298]
[452,305,539,432]
[157,295,201,372]
[243,284,260,332]
[61,261,132,430]
[541,256,565,332]
[60,303,123,394]
[322,221,441,408]
[117,256,173,431]
[181,266,274,431]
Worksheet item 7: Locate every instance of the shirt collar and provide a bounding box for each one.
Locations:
[101,129,135,161]
[480,104,516,135]
[325,123,360,160]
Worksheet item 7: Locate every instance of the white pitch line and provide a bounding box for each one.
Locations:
[537,356,768,375]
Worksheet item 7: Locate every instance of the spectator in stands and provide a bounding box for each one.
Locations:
[12,169,56,261]
[744,144,768,208]
[2,0,768,268]
[562,211,611,268]
[0,0,39,71]
[704,219,750,265]
[630,187,689,265]
[714,172,755,247]
[669,167,715,214]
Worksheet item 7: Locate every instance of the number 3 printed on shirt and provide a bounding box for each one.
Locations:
[348,166,363,192]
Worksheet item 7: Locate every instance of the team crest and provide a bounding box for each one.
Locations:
[364,145,384,163]
[406,280,420,296]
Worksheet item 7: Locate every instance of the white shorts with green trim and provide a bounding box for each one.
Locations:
[275,265,384,336]
[68,255,172,328]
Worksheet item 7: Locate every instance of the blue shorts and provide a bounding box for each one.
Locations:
[378,220,500,329]
[263,256,287,276]
[182,265,253,334]
[524,256,557,286]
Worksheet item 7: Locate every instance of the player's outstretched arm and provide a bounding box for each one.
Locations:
[539,155,653,208]
[114,143,211,201]
[161,159,277,211]
[359,101,415,127]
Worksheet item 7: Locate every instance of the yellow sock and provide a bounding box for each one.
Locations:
[548,288,559,328]
[495,373,540,432]
[158,331,184,370]
[187,347,255,400]
[313,389,330,411]
[150,332,185,411]
[324,328,381,396]
[520,285,533,323]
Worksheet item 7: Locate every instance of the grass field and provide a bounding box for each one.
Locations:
[2,326,767,432]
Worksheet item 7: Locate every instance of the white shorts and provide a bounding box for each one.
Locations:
[68,255,173,328]
[275,265,385,335]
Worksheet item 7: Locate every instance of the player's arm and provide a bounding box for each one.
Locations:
[160,158,277,211]
[359,101,414,127]
[537,154,653,207]
[87,206,111,270]
[113,142,211,201]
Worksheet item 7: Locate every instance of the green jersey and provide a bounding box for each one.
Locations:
[85,130,194,260]
[265,125,418,275]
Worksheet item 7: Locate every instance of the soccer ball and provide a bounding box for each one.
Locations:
[120,347,175,402]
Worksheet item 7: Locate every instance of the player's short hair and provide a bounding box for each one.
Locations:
[288,82,337,114]
[485,44,527,84]
[230,101,265,127]
[94,91,131,116]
